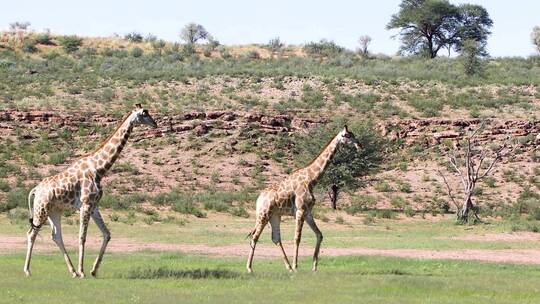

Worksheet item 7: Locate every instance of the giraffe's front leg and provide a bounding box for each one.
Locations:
[292,208,305,271]
[77,202,91,278]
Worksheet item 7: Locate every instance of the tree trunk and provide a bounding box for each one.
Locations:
[329,185,339,210]
[457,194,478,224]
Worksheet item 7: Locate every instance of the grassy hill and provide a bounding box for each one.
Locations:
[1,31,540,228]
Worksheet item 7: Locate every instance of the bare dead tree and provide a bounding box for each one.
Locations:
[438,122,515,223]
[357,35,372,58]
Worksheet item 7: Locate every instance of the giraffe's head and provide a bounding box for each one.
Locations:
[338,125,360,151]
[131,104,158,128]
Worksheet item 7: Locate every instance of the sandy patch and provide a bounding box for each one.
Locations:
[2,235,540,265]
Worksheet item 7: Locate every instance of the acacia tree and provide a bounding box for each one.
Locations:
[180,23,209,44]
[532,26,540,54]
[454,4,492,55]
[293,121,385,209]
[438,123,514,223]
[387,0,492,58]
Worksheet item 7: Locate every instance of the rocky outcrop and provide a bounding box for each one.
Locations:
[2,110,539,148]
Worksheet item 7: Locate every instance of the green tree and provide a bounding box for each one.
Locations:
[293,121,386,209]
[387,0,492,58]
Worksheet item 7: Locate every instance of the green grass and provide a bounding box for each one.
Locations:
[3,213,540,250]
[2,252,540,304]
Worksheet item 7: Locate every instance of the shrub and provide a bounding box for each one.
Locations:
[230,206,249,218]
[21,41,37,53]
[244,50,260,60]
[377,209,396,219]
[266,37,284,53]
[1,187,29,212]
[8,207,28,223]
[390,196,407,210]
[124,32,143,43]
[404,206,415,217]
[33,33,54,45]
[344,195,377,215]
[460,39,486,76]
[58,36,83,53]
[375,181,393,192]
[131,47,144,58]
[0,179,9,192]
[303,39,344,58]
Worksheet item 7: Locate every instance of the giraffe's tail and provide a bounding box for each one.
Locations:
[246,228,256,240]
[27,187,37,229]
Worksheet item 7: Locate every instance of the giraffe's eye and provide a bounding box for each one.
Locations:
[344,133,351,138]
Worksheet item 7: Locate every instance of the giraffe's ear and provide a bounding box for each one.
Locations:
[344,125,349,132]
[135,103,142,109]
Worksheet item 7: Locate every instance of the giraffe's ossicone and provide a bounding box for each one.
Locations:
[23,104,157,278]
[246,125,360,273]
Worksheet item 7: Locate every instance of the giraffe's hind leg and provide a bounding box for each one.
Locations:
[269,213,293,272]
[48,212,77,277]
[90,208,111,278]
[305,209,323,271]
[23,203,47,277]
[246,213,269,273]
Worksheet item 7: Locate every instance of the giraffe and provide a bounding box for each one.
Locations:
[23,104,157,278]
[246,125,360,273]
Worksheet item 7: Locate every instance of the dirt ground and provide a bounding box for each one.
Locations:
[2,234,540,265]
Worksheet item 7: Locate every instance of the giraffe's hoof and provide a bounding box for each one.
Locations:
[288,268,294,273]
[247,268,253,274]
[71,272,78,278]
[77,272,86,279]
[24,270,31,277]
[91,270,98,278]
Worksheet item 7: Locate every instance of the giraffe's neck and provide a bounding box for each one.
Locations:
[305,134,341,184]
[91,115,134,176]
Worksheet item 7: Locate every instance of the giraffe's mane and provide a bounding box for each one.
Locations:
[82,112,132,157]
[293,132,337,173]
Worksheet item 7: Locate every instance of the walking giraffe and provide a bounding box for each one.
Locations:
[246,125,360,273]
[23,104,157,278]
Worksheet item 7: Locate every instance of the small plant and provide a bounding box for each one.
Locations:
[374,181,393,192]
[108,213,120,222]
[397,181,412,193]
[483,176,497,188]
[363,213,376,225]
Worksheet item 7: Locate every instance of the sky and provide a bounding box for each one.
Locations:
[1,0,538,57]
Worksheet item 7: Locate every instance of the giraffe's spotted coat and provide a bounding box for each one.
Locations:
[23,105,157,278]
[247,126,360,273]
